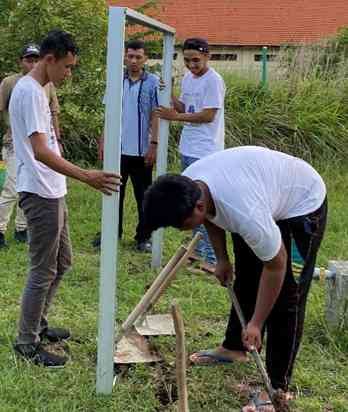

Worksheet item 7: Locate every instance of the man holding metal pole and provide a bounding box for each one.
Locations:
[94,39,159,253]
[10,30,120,368]
[143,146,327,411]
[155,37,225,273]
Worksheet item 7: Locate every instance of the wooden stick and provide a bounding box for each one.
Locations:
[227,284,276,405]
[115,234,201,343]
[116,246,186,343]
[171,301,189,412]
[143,233,201,317]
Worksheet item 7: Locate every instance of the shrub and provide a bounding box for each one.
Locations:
[1,3,347,164]
[222,38,348,162]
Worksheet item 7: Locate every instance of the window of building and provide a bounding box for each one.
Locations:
[254,54,277,62]
[210,53,238,61]
[148,52,177,60]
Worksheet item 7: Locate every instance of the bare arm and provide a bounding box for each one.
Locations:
[176,108,217,123]
[204,219,228,261]
[251,242,287,327]
[98,130,104,161]
[243,242,287,349]
[0,78,10,128]
[51,112,64,154]
[150,111,159,143]
[48,84,62,150]
[0,108,4,136]
[204,219,233,286]
[155,106,217,124]
[52,113,61,141]
[144,111,159,167]
[172,96,185,113]
[31,132,120,195]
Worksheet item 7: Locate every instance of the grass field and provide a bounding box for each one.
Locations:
[0,162,347,412]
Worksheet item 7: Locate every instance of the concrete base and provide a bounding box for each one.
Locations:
[326,260,348,329]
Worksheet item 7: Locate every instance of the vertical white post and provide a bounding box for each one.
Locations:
[326,261,348,329]
[96,7,125,394]
[151,33,175,268]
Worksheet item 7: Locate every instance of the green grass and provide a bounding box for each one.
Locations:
[0,163,348,412]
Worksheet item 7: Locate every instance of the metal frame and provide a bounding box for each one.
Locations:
[96,6,175,395]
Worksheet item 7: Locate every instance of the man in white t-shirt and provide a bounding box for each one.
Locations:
[156,38,225,272]
[143,146,327,411]
[9,30,120,368]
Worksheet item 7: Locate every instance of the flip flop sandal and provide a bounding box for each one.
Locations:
[186,264,206,275]
[190,350,234,366]
[241,390,274,412]
[187,254,202,263]
[199,262,216,274]
[187,260,215,275]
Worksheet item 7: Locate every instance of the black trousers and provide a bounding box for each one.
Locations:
[119,154,152,243]
[222,199,327,391]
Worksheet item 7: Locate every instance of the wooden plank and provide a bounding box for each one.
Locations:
[171,301,189,412]
[115,233,201,344]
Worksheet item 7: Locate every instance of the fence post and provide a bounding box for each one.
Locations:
[326,260,348,329]
[261,46,268,87]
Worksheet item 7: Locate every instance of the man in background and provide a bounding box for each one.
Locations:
[0,43,61,249]
[156,37,225,272]
[94,39,159,252]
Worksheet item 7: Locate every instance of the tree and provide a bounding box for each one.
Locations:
[0,0,108,161]
[0,0,162,162]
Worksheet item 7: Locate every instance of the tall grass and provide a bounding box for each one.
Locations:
[0,166,347,411]
[220,41,348,162]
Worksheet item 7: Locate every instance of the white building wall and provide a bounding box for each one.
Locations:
[148,46,281,81]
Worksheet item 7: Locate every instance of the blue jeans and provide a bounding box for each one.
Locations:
[181,154,216,264]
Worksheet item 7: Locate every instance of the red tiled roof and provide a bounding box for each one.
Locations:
[107,0,348,46]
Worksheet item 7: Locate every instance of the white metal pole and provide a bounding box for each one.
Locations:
[151,33,175,268]
[125,7,176,34]
[96,6,125,395]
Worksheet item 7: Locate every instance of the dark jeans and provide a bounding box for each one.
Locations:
[119,154,152,243]
[222,198,327,391]
[181,154,216,264]
[17,193,72,344]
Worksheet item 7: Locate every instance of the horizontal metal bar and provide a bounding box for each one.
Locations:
[293,264,336,281]
[123,7,176,34]
[313,267,336,280]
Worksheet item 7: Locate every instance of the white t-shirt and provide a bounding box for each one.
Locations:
[9,76,66,199]
[183,146,326,261]
[179,68,225,159]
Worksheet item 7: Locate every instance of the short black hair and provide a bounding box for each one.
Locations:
[143,174,202,234]
[183,38,209,53]
[125,39,146,53]
[40,29,78,59]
